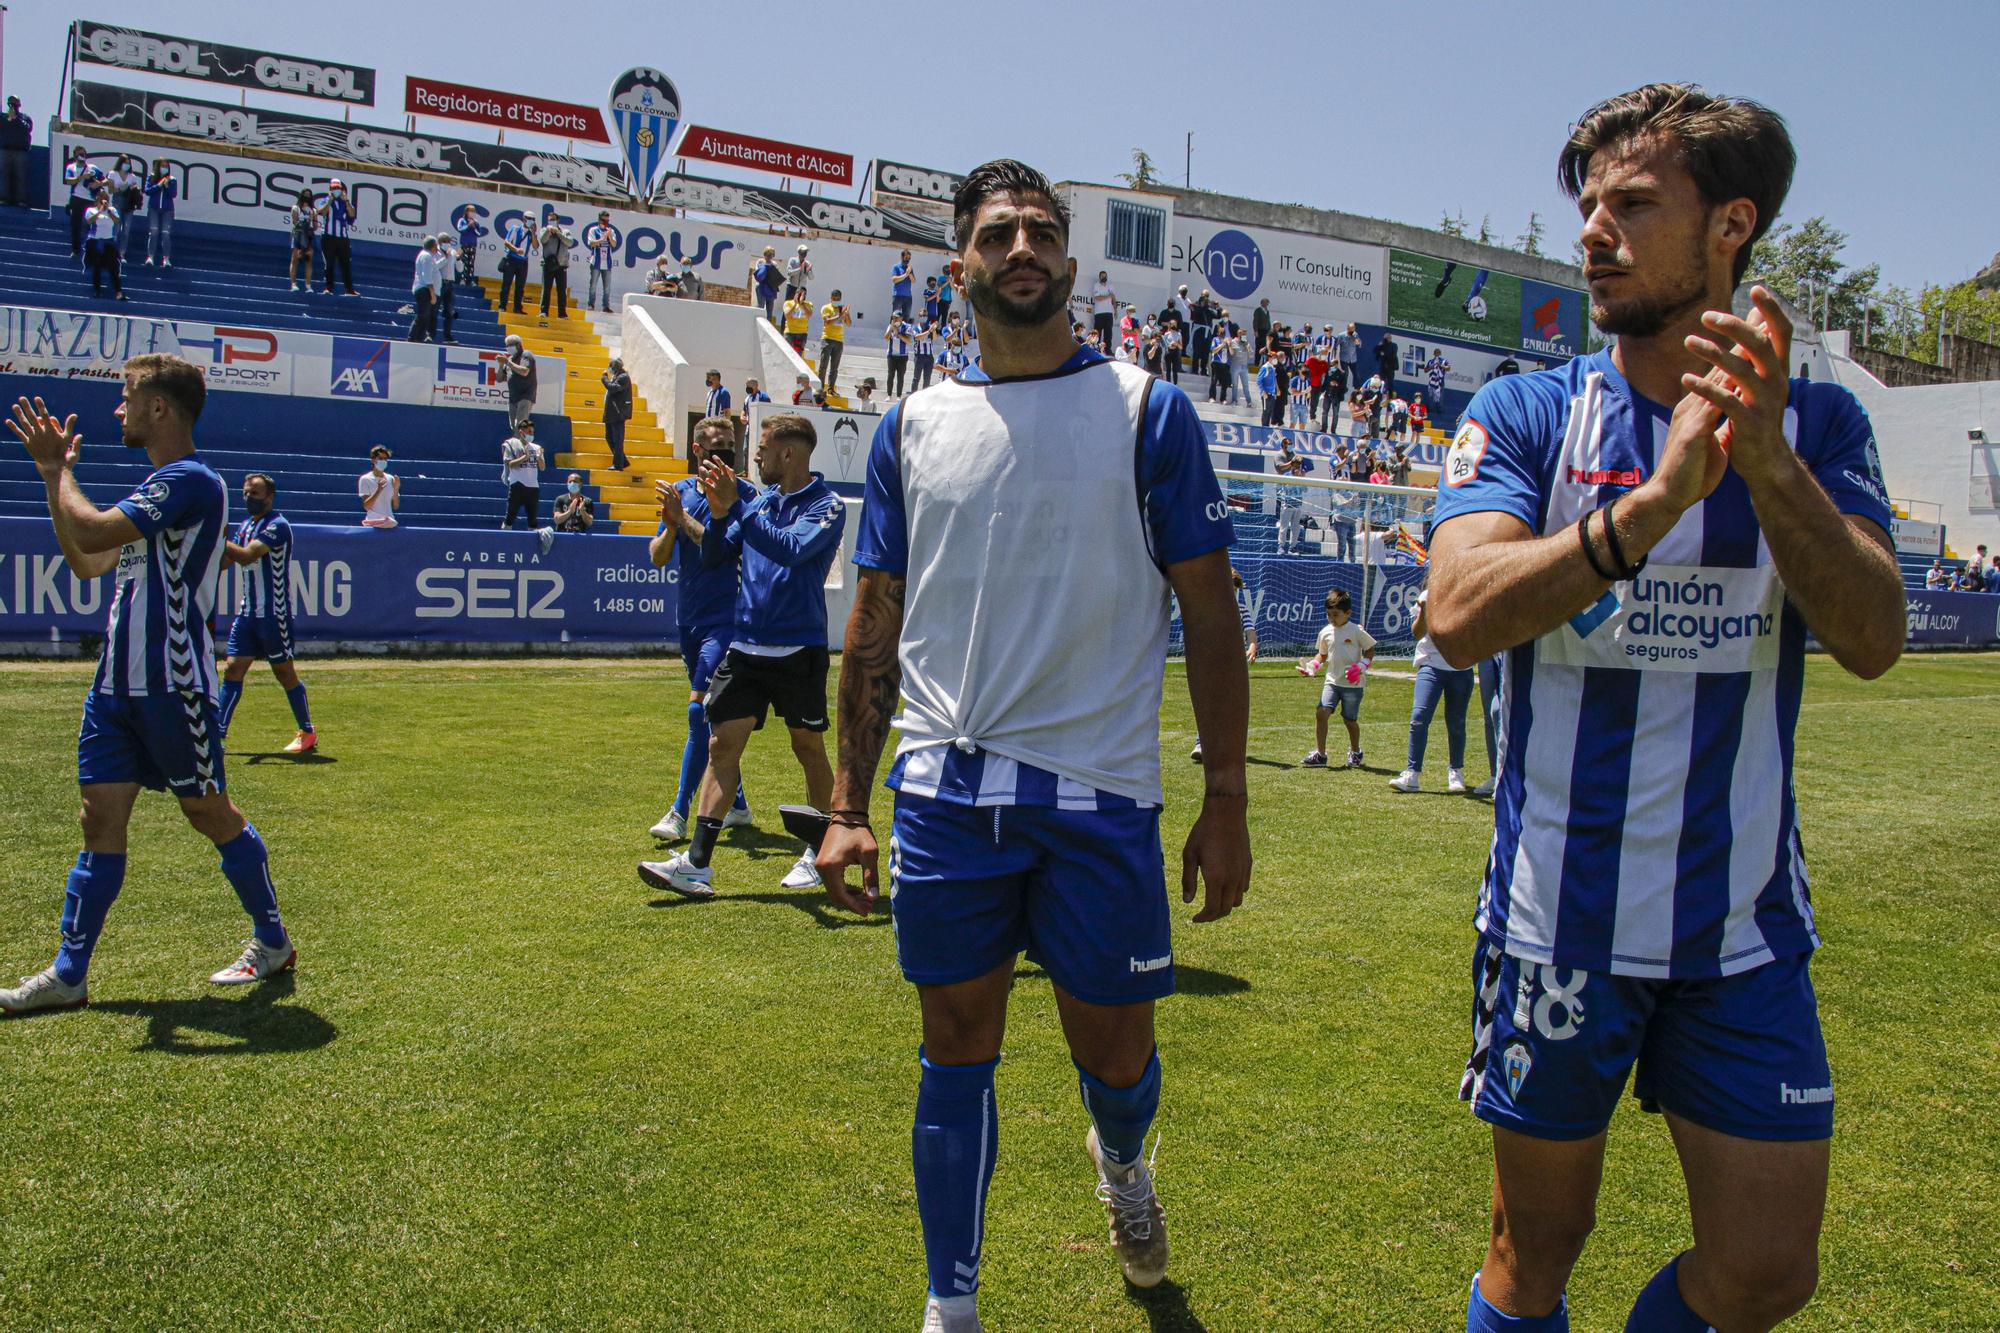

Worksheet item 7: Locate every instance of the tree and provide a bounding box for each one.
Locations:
[1744,216,1877,334]
[1571,237,1589,270]
[1437,210,1468,239]
[1117,149,1159,190]
[1476,214,1494,246]
[1517,212,1545,258]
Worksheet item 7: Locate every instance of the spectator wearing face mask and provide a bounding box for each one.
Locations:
[409,238,441,342]
[678,260,704,301]
[890,249,915,318]
[584,211,619,313]
[358,446,400,528]
[142,159,177,266]
[454,205,484,285]
[553,474,596,533]
[432,233,458,342]
[818,290,853,391]
[497,212,533,313]
[316,179,359,296]
[601,357,633,470]
[110,155,144,256]
[287,188,318,291]
[783,288,813,354]
[63,148,104,258]
[785,244,813,302]
[539,220,572,318]
[82,189,127,301]
[503,334,538,430]
[751,246,784,322]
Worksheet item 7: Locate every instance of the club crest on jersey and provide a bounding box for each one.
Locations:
[1502,1041,1533,1098]
[1445,420,1487,488]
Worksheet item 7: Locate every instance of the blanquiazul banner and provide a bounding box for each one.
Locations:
[0,519,676,644]
[1203,418,1448,471]
[0,306,181,382]
[607,68,680,200]
[72,19,376,104]
[1904,590,2000,646]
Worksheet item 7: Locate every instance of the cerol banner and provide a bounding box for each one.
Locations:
[72,19,375,104]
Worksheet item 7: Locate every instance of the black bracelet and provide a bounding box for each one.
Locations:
[1577,509,1618,581]
[1601,495,1647,580]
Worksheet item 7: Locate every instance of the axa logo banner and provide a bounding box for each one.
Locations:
[73,19,376,104]
[330,338,392,399]
[606,68,681,200]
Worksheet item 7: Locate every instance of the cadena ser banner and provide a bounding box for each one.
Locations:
[0,519,676,644]
[1386,248,1586,356]
[72,20,376,105]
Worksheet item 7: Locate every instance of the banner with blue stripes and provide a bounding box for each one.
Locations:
[606,67,681,200]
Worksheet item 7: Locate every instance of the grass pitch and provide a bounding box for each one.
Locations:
[0,653,1995,1331]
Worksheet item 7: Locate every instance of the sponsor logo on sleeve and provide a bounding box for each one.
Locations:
[1444,419,1488,487]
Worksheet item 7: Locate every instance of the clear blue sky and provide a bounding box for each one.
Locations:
[7,0,1993,292]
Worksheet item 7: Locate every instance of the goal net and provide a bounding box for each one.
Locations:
[1170,471,1437,658]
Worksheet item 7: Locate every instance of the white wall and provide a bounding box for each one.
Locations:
[619,302,688,447]
[1827,349,2000,556]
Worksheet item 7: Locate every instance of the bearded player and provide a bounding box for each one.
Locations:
[1427,85,1903,1332]
[2,360,298,1016]
[817,159,1250,1331]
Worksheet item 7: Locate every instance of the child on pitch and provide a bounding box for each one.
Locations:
[1297,588,1374,768]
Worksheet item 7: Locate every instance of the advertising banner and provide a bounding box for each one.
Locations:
[678,125,852,187]
[1891,516,1944,556]
[1168,221,1386,331]
[0,306,181,383]
[1203,418,1447,472]
[1386,248,1585,356]
[0,518,675,644]
[404,76,606,142]
[872,160,964,205]
[651,168,949,249]
[607,68,681,200]
[72,19,376,104]
[1905,590,2000,646]
[70,82,627,198]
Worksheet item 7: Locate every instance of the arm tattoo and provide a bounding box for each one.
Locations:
[833,572,906,809]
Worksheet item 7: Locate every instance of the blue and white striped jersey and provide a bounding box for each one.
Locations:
[97,457,227,699]
[321,196,354,238]
[233,512,294,623]
[1431,349,1894,980]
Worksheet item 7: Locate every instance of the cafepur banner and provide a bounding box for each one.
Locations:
[71,19,376,104]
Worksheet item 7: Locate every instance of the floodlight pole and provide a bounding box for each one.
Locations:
[1184,133,1191,189]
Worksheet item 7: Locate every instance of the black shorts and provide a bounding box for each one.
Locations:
[705,646,829,732]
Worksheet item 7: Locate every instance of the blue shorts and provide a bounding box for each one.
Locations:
[225,614,294,663]
[1461,937,1833,1143]
[678,625,734,693]
[1319,682,1364,720]
[888,796,1174,1006]
[77,690,227,798]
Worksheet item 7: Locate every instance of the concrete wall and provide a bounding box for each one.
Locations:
[1825,346,2000,556]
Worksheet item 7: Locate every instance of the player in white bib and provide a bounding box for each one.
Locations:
[1427,85,1905,1333]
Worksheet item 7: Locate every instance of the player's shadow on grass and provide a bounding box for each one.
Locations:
[91,972,337,1056]
[239,750,338,766]
[647,889,890,931]
[1128,1278,1207,1331]
[1013,964,1248,997]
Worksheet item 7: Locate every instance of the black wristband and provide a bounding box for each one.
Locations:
[1577,509,1618,581]
[1601,495,1647,580]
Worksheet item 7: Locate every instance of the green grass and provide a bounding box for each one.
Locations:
[0,653,1995,1331]
[1387,250,1525,351]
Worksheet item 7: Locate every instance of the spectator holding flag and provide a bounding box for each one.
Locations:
[585,211,619,313]
[142,159,176,267]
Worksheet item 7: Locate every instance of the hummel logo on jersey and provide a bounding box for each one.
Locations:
[1128,954,1172,974]
[1780,1082,1833,1106]
[1567,465,1645,486]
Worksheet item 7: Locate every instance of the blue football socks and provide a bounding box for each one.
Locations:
[674,701,708,817]
[52,850,127,986]
[1077,1047,1160,1169]
[217,678,244,740]
[285,683,314,733]
[217,823,287,948]
[913,1050,999,1303]
[1469,1272,1570,1331]
[1626,1256,1713,1332]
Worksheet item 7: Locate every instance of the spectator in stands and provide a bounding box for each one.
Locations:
[1345,393,1368,439]
[317,179,359,297]
[1925,560,1948,590]
[1388,392,1411,440]
[783,288,814,353]
[1423,351,1451,416]
[585,211,619,313]
[1956,565,1983,592]
[287,188,318,291]
[1374,330,1398,387]
[678,260,704,301]
[935,261,956,329]
[890,249,915,318]
[785,244,813,302]
[747,246,781,322]
[646,257,675,296]
[108,155,142,257]
[1389,443,1412,489]
[853,377,880,413]
[501,423,546,530]
[817,290,853,391]
[503,335,538,429]
[358,446,400,528]
[1084,270,1120,355]
[910,319,938,391]
[82,189,126,301]
[1208,326,1233,403]
[1972,544,1990,576]
[1318,361,1349,431]
[1288,362,1310,427]
[553,474,595,533]
[1162,319,1184,385]
[433,233,458,342]
[1275,440,1310,555]
[142,160,176,267]
[1987,562,2000,594]
[1336,321,1361,390]
[0,97,31,209]
[1190,290,1218,380]
[1257,350,1283,427]
[409,238,442,343]
[744,378,771,409]
[1250,298,1272,356]
[454,205,482,285]
[601,357,633,470]
[63,148,103,258]
[1408,393,1429,438]
[884,316,912,397]
[705,370,731,420]
[539,220,572,318]
[791,374,813,405]
[497,212,532,313]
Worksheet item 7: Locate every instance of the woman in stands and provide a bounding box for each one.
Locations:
[110,154,143,257]
[82,188,126,301]
[143,159,177,267]
[288,187,318,292]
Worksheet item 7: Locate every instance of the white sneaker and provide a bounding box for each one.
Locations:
[1447,768,1468,794]
[1472,777,1497,798]
[0,965,88,1016]
[921,1294,983,1333]
[289,281,299,291]
[1189,743,1203,762]
[722,802,754,830]
[639,853,714,898]
[1389,768,1420,793]
[1086,1126,1168,1288]
[649,808,687,842]
[209,937,296,985]
[780,850,822,889]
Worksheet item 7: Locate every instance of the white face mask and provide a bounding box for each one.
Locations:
[373,459,389,473]
[567,481,581,495]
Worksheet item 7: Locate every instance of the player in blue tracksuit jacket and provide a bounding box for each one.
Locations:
[639,412,846,899]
